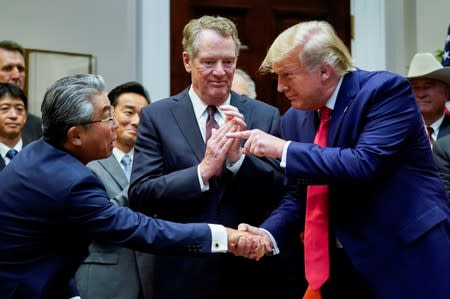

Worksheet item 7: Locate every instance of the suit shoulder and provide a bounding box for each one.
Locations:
[435,134,450,147]
[245,98,280,115]
[357,69,409,88]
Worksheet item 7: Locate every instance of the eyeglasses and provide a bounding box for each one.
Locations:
[78,107,115,128]
[79,115,115,128]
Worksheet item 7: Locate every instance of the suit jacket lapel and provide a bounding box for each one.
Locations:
[98,156,128,188]
[230,93,249,118]
[328,71,359,146]
[438,114,450,138]
[171,90,205,161]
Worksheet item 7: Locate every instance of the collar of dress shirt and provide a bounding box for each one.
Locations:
[428,114,445,139]
[323,75,344,111]
[0,139,23,159]
[113,147,134,164]
[188,85,230,124]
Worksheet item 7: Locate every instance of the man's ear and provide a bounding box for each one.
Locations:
[67,126,83,146]
[319,64,332,81]
[182,51,192,73]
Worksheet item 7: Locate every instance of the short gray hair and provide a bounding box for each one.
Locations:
[234,68,257,98]
[182,15,241,59]
[41,74,106,146]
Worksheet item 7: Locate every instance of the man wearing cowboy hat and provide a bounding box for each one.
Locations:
[407,52,450,143]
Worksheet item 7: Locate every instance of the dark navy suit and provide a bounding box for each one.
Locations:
[261,69,450,299]
[0,139,213,299]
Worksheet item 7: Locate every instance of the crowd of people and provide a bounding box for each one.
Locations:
[0,15,449,299]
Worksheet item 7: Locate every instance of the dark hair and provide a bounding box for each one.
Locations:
[0,83,27,107]
[0,40,25,56]
[107,81,150,107]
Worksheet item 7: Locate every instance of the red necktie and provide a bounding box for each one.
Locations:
[303,107,331,299]
[205,105,219,141]
[426,126,434,146]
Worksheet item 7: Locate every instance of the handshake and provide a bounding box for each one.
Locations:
[226,223,274,261]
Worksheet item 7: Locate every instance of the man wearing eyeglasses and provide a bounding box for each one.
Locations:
[0,74,264,299]
[75,81,154,299]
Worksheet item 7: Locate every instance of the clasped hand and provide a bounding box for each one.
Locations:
[200,105,247,181]
[227,223,274,261]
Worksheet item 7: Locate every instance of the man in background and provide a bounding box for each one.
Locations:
[232,68,257,98]
[0,83,31,171]
[76,81,154,298]
[129,15,305,299]
[407,52,450,143]
[0,40,42,142]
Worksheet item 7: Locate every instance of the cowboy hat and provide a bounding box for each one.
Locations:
[407,52,450,86]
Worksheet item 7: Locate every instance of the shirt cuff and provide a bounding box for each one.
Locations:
[259,228,280,255]
[198,165,209,192]
[208,224,227,252]
[226,153,245,174]
[280,141,291,168]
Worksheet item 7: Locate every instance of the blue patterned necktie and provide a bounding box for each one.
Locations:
[120,154,132,181]
[6,149,18,160]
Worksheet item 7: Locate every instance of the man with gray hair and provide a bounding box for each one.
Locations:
[0,74,261,298]
[129,15,305,299]
[232,68,257,98]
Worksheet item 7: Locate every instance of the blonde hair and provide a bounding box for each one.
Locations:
[260,20,352,76]
[182,15,241,59]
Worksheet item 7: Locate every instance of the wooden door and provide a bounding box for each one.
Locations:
[171,0,350,114]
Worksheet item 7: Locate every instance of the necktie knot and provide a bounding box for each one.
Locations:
[207,105,217,117]
[6,149,18,160]
[121,154,132,181]
[319,107,332,123]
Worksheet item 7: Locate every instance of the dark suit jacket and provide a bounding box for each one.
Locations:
[22,112,43,142]
[129,90,305,299]
[76,155,155,299]
[0,139,214,299]
[260,69,450,299]
[432,134,450,199]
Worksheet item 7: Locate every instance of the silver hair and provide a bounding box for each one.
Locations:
[41,74,106,146]
[234,68,257,98]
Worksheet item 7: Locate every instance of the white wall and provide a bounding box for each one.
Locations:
[0,0,139,113]
[351,0,449,76]
[415,0,449,54]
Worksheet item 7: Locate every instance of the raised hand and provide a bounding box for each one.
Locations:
[199,122,237,181]
[219,105,246,163]
[226,129,286,159]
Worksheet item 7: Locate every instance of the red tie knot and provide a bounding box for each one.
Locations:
[319,107,332,121]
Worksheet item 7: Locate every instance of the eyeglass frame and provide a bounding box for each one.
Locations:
[78,107,115,128]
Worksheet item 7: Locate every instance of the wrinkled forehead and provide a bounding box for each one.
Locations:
[0,49,25,64]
